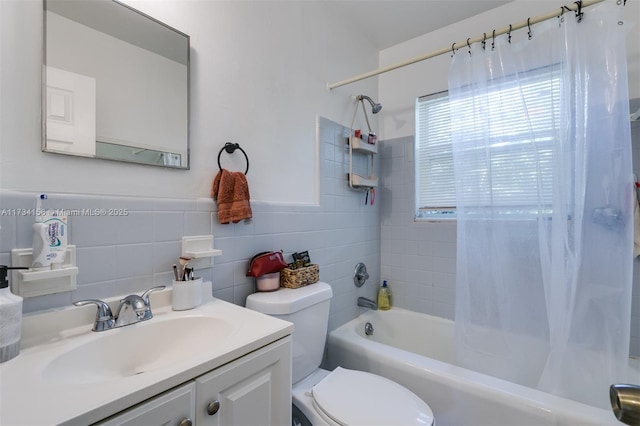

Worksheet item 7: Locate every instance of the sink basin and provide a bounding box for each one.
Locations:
[42,316,230,384]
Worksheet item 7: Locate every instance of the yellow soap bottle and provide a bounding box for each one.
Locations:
[377,280,391,311]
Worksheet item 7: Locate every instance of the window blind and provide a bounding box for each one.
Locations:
[415,68,560,218]
[415,91,455,213]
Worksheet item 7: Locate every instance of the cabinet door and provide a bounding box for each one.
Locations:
[96,382,195,426]
[196,337,292,426]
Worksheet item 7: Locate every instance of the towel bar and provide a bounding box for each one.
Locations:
[217,142,249,175]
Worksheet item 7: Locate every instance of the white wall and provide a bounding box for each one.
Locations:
[0,0,379,203]
[378,0,640,141]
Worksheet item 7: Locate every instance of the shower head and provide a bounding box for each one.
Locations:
[357,95,383,114]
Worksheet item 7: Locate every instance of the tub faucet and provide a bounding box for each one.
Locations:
[610,384,640,425]
[357,297,377,310]
[73,285,165,331]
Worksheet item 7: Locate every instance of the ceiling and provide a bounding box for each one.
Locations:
[327,1,514,50]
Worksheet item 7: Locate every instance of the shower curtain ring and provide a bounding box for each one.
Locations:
[482,32,487,50]
[467,38,471,55]
[574,1,583,22]
[527,18,532,39]
[507,24,512,43]
[559,6,569,24]
[492,29,496,50]
[451,42,456,57]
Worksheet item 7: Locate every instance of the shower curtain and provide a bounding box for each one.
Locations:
[450,1,633,408]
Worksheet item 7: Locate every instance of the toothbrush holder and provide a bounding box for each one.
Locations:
[172,277,203,311]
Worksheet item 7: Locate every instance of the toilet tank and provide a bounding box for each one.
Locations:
[246,281,333,384]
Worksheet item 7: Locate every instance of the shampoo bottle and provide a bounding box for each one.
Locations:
[377,280,391,311]
[0,265,24,363]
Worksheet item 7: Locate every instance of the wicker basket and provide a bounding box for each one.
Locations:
[280,264,319,289]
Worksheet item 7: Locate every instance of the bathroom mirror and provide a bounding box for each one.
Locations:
[43,0,190,168]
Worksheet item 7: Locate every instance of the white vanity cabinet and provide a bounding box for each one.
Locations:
[195,336,291,425]
[96,337,291,426]
[97,382,196,426]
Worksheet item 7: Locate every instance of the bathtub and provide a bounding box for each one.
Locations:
[327,307,637,426]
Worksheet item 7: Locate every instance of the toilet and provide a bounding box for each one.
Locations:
[246,281,435,426]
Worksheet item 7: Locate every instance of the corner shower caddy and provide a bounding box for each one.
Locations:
[347,99,378,190]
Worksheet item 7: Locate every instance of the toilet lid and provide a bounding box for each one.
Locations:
[312,367,434,426]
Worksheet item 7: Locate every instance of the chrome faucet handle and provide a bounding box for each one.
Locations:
[140,285,166,320]
[141,285,166,306]
[73,299,115,332]
[353,263,370,287]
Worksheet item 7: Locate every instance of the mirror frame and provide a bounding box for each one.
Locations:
[42,0,191,169]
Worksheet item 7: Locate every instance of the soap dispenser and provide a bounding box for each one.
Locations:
[377,280,391,311]
[0,265,26,363]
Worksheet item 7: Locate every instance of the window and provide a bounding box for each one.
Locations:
[415,91,455,219]
[415,68,561,220]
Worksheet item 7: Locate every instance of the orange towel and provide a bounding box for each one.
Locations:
[212,169,252,224]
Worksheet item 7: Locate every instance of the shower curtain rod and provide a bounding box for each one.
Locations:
[327,0,606,90]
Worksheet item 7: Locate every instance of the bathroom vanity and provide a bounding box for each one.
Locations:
[0,287,293,425]
[98,338,290,426]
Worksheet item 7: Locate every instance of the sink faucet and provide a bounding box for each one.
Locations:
[74,286,165,331]
[113,294,148,328]
[357,296,377,310]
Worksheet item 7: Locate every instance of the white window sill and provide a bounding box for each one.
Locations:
[414,211,457,222]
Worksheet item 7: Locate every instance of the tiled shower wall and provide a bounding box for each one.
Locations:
[378,137,457,320]
[379,112,640,357]
[0,117,380,332]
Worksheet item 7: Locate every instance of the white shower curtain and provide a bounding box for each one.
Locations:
[450,1,633,408]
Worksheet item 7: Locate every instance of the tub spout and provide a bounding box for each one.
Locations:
[610,384,640,425]
[357,297,377,310]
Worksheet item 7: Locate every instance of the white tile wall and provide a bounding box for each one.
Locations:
[379,136,457,320]
[0,117,380,332]
[380,121,640,356]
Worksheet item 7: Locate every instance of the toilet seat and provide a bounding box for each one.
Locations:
[311,367,434,426]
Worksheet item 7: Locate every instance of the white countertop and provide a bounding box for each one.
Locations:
[0,286,293,425]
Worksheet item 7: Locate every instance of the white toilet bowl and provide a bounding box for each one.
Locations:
[245,281,435,426]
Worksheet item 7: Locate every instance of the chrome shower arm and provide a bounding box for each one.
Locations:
[356,95,383,114]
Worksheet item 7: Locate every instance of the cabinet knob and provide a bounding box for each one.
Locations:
[179,418,193,426]
[207,400,220,415]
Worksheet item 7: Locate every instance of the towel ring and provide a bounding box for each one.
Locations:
[217,142,249,175]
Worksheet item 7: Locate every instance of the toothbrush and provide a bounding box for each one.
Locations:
[36,194,47,218]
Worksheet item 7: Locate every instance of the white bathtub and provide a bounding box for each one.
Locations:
[327,307,637,426]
